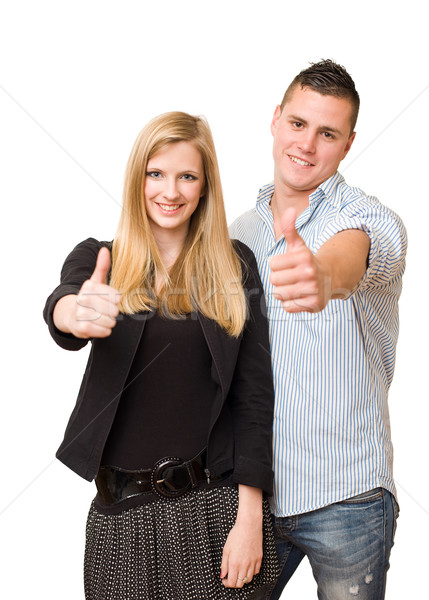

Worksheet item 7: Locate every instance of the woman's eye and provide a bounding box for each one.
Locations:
[146,171,162,178]
[181,174,197,181]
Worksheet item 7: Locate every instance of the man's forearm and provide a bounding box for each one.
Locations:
[316,229,370,299]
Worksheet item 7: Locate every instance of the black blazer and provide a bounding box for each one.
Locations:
[44,238,275,495]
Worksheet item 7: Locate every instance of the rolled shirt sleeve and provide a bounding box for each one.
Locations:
[316,187,407,296]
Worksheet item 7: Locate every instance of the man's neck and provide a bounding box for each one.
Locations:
[271,187,310,240]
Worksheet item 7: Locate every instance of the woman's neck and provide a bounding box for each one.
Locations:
[151,225,189,270]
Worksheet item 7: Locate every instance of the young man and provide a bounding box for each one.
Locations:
[230,60,407,600]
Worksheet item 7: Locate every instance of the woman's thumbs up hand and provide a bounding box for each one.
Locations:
[53,248,122,339]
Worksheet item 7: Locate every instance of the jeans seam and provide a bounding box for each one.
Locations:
[379,488,397,597]
[267,541,293,599]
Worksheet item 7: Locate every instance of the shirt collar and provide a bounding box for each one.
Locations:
[256,181,275,205]
[255,182,276,239]
[257,171,345,209]
[312,171,345,206]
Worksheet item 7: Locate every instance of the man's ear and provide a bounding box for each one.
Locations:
[343,131,356,159]
[271,105,282,136]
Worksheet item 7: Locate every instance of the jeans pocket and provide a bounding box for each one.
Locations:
[339,487,383,505]
[393,496,400,519]
[392,495,400,542]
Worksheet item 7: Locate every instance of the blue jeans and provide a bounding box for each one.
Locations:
[252,488,399,600]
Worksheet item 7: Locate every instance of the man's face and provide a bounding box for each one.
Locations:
[271,86,356,198]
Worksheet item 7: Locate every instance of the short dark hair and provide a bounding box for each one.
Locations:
[280,59,360,133]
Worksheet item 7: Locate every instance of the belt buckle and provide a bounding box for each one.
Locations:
[151,457,190,499]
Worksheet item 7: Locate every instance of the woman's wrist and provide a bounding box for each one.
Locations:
[236,484,263,524]
[53,294,77,334]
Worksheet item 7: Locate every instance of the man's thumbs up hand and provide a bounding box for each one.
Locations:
[281,208,307,252]
[270,208,330,313]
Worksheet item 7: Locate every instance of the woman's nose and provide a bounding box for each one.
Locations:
[163,178,180,200]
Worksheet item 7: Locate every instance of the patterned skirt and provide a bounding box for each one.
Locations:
[84,485,279,600]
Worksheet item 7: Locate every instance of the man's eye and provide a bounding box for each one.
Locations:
[322,132,334,139]
[292,122,303,128]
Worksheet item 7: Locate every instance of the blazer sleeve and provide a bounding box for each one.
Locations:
[228,240,275,496]
[43,238,110,351]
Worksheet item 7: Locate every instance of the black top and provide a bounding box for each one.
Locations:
[101,311,217,469]
[43,238,275,497]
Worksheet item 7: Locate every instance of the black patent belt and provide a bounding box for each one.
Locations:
[96,450,218,504]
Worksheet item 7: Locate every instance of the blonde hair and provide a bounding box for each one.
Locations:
[110,111,247,337]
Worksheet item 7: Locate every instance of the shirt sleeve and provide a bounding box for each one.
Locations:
[43,238,108,351]
[318,194,408,293]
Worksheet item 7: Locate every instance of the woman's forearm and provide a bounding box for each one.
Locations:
[236,484,263,524]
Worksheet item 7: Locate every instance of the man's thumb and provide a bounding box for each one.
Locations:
[280,207,304,250]
[90,247,111,284]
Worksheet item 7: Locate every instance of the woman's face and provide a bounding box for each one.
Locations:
[144,141,204,242]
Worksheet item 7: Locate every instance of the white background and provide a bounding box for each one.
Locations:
[0,1,427,597]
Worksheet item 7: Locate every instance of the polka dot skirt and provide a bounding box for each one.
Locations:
[84,486,279,599]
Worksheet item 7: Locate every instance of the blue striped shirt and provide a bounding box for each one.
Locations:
[230,172,407,516]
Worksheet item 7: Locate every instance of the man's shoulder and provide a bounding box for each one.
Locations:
[230,206,258,226]
[229,207,261,240]
[326,173,404,224]
[321,172,372,206]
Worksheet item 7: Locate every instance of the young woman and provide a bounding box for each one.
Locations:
[44,112,278,599]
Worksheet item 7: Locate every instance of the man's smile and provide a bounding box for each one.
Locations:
[288,154,314,167]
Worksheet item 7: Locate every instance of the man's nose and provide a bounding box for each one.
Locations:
[298,131,316,153]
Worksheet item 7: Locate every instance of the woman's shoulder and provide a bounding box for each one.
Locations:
[58,238,114,283]
[70,237,112,253]
[230,238,262,291]
[62,238,112,264]
[230,238,256,265]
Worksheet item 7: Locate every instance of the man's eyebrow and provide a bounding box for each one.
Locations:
[287,114,343,136]
[318,124,342,135]
[288,114,308,125]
